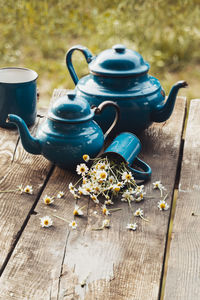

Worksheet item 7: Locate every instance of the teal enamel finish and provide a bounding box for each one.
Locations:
[0,67,38,128]
[8,113,104,169]
[76,73,164,133]
[7,92,119,170]
[35,118,105,168]
[48,91,95,123]
[66,44,187,133]
[103,132,152,181]
[104,132,141,163]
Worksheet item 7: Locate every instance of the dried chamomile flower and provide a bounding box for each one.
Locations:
[96,170,108,181]
[153,180,163,190]
[76,163,89,176]
[102,204,110,216]
[122,171,133,183]
[153,180,166,196]
[83,154,90,162]
[69,183,77,192]
[134,208,149,221]
[73,205,84,216]
[134,208,144,217]
[121,190,134,202]
[158,200,169,211]
[69,220,78,229]
[57,191,64,198]
[40,216,53,228]
[17,184,24,194]
[43,195,54,205]
[90,194,99,204]
[135,192,146,202]
[102,219,110,228]
[126,223,137,231]
[23,185,33,194]
[104,199,114,205]
[134,185,144,195]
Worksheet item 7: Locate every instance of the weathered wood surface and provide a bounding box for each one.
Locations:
[0,117,52,273]
[164,99,200,300]
[0,93,186,300]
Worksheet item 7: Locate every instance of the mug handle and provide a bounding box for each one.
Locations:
[129,157,152,181]
[92,101,120,139]
[66,45,93,85]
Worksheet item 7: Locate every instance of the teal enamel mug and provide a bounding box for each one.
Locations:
[0,67,38,128]
[102,132,152,181]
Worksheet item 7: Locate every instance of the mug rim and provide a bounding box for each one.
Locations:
[0,67,38,84]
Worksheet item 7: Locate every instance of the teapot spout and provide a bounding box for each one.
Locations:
[151,81,188,123]
[7,114,42,155]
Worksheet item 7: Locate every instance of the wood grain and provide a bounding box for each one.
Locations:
[164,99,200,300]
[0,116,52,272]
[0,94,186,300]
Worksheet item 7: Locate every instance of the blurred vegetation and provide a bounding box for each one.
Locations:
[0,0,200,106]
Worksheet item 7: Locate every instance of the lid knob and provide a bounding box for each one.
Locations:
[67,92,76,100]
[112,44,126,53]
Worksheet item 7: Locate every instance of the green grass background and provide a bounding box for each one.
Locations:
[0,0,200,106]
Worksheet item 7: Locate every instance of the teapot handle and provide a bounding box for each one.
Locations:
[66,45,93,85]
[92,101,120,139]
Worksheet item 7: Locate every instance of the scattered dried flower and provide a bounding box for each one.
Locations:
[134,208,144,217]
[157,199,169,211]
[102,204,110,215]
[102,219,110,228]
[126,223,137,231]
[57,191,64,198]
[69,220,78,229]
[23,185,33,194]
[40,216,53,228]
[43,195,54,205]
[73,205,84,216]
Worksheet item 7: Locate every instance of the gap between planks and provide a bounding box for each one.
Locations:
[159,98,188,300]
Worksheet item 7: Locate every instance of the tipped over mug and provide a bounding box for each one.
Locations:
[0,67,38,128]
[102,132,152,181]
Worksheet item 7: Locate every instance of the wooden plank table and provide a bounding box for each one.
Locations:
[0,91,198,299]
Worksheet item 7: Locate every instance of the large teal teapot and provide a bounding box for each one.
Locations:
[66,44,187,133]
[7,92,119,169]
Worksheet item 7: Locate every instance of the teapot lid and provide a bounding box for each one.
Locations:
[48,91,94,123]
[89,44,149,77]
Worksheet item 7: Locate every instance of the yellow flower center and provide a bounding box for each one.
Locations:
[160,203,165,209]
[72,221,76,226]
[100,165,105,170]
[44,220,49,225]
[126,174,131,180]
[80,167,85,173]
[45,198,51,204]
[73,209,78,215]
[100,172,106,179]
[83,155,88,161]
[114,187,120,192]
[102,208,107,214]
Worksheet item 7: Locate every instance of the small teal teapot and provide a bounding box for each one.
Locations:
[66,44,188,133]
[7,92,119,169]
